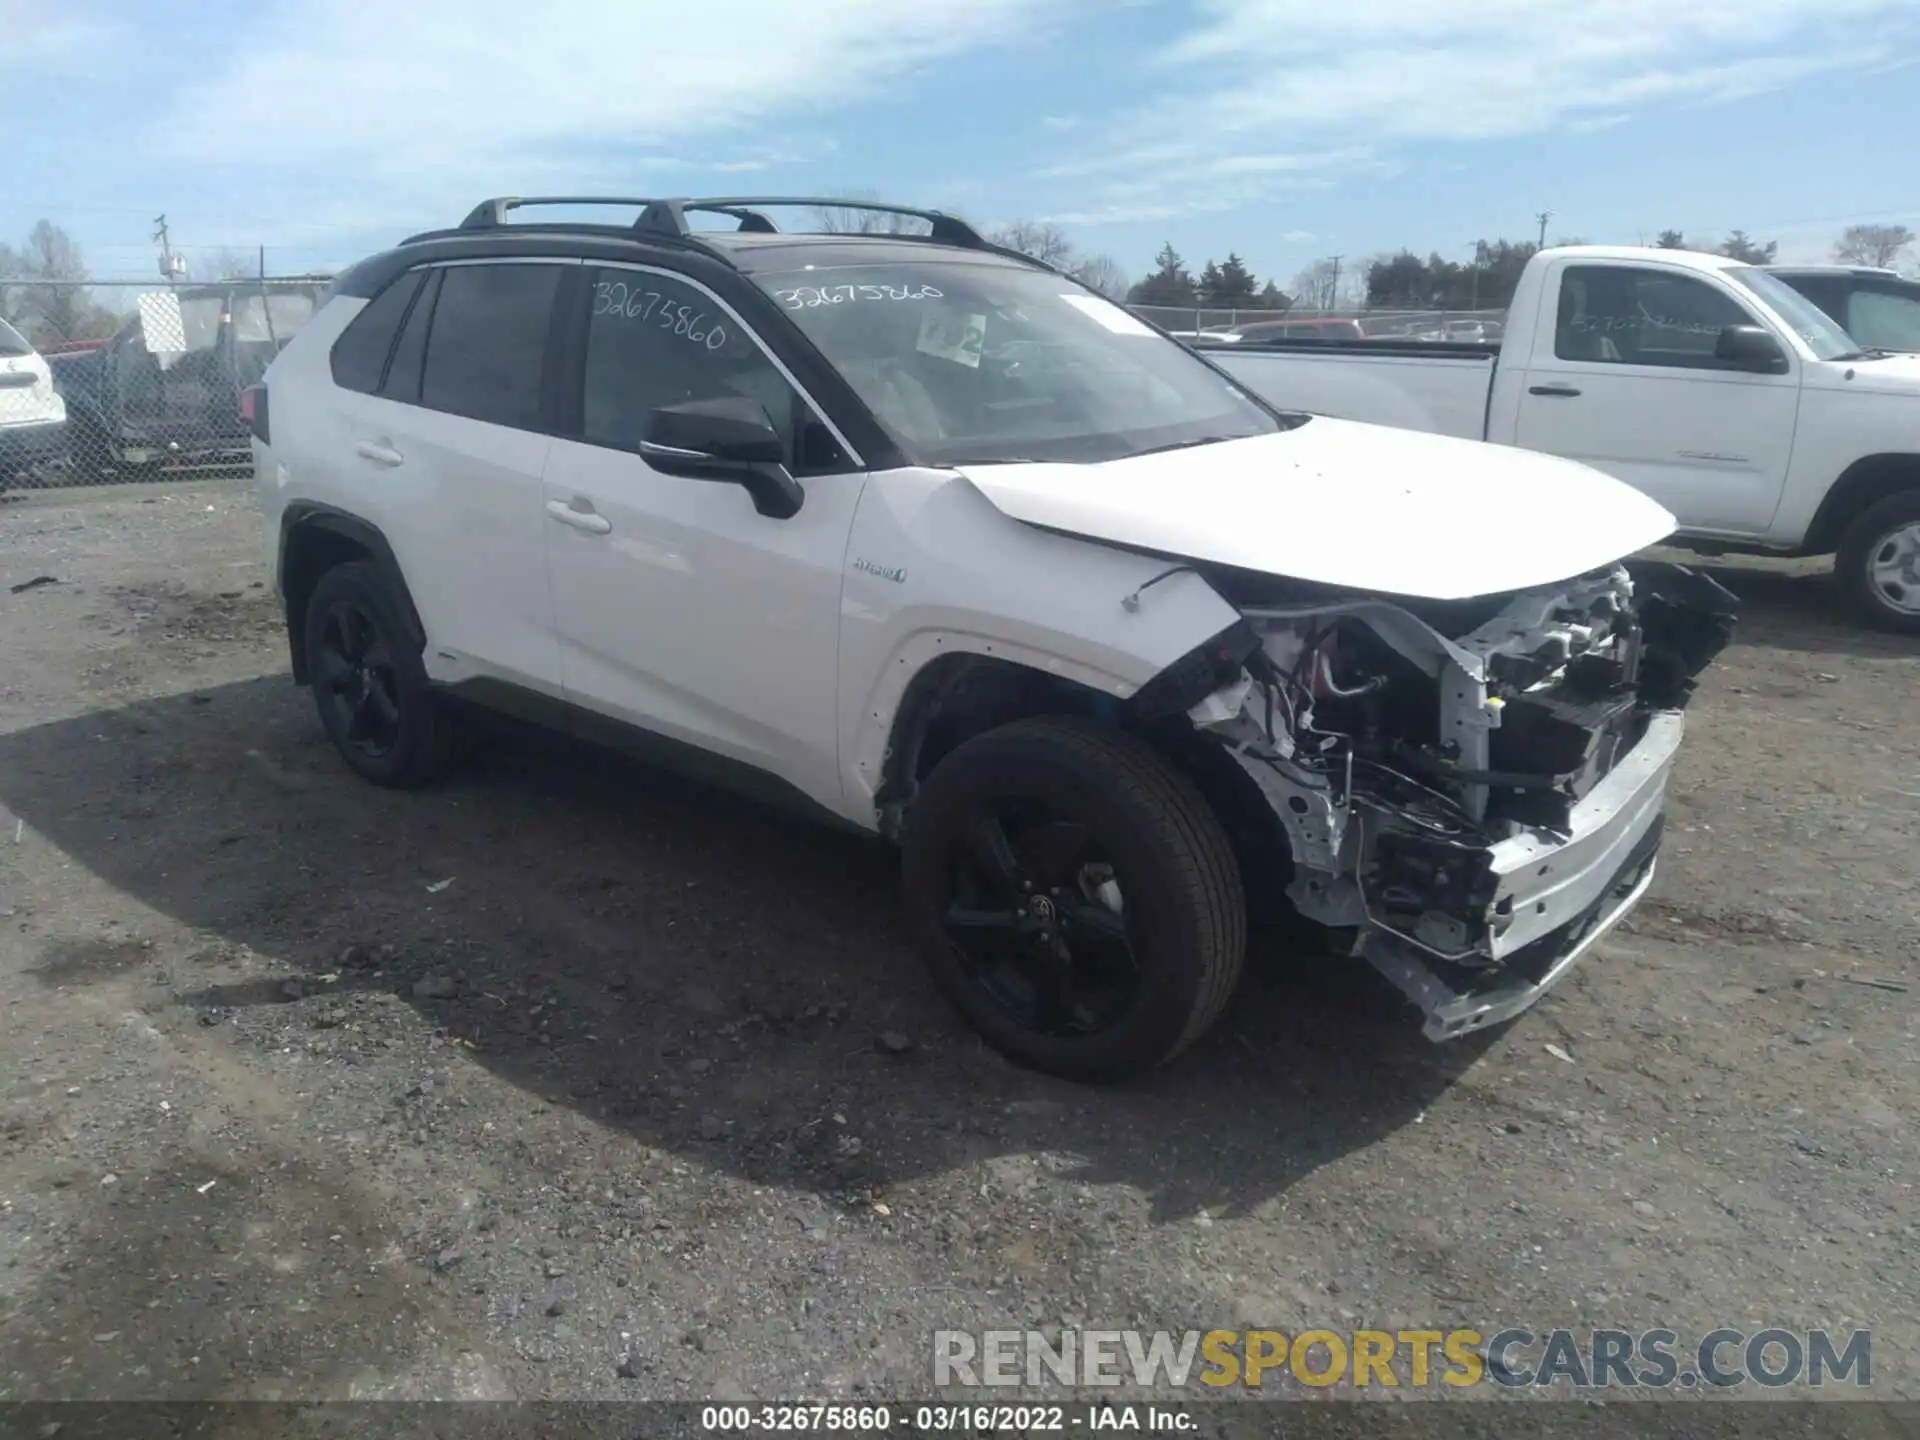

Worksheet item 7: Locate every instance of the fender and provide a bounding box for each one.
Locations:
[835,468,1245,824]
[276,503,426,681]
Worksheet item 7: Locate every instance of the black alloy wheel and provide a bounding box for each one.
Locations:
[312,597,403,761]
[301,559,462,788]
[902,715,1246,1082]
[943,802,1142,1039]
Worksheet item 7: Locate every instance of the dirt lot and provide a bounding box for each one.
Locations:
[0,480,1914,1406]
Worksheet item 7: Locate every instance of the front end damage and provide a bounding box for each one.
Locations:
[1168,561,1736,1039]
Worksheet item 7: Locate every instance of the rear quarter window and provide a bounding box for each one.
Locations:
[329,272,426,394]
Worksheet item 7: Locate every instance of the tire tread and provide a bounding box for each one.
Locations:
[903,714,1246,1079]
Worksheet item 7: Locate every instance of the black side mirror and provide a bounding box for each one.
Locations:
[638,396,803,519]
[1714,325,1788,374]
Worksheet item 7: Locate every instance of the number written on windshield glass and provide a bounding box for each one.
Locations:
[773,284,943,311]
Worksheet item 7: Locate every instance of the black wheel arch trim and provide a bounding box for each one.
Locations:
[277,504,427,683]
[1801,452,1920,555]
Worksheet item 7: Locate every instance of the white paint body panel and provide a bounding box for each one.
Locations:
[835,468,1243,818]
[0,346,66,431]
[954,423,1678,601]
[539,436,863,812]
[254,296,563,694]
[1213,245,1920,551]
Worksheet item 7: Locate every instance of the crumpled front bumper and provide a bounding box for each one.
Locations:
[1362,710,1683,1040]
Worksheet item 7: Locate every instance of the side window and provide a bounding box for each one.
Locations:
[580,268,845,470]
[419,263,561,431]
[1554,265,1757,369]
[329,271,423,394]
[1848,288,1920,352]
[1783,276,1848,324]
[382,269,440,404]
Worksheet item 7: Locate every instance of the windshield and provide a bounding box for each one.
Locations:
[1724,267,1863,361]
[754,261,1288,465]
[0,319,31,357]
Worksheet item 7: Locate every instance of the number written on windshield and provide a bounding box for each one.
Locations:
[773,284,943,310]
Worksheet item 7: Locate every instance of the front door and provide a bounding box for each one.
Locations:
[539,263,867,812]
[1511,261,1801,535]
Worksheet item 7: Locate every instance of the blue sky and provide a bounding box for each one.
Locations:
[5,0,1919,292]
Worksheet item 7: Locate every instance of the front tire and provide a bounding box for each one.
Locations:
[1837,489,1920,635]
[302,560,462,788]
[900,716,1246,1083]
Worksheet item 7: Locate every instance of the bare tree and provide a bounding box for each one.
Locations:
[987,220,1127,297]
[1069,253,1130,301]
[808,189,926,236]
[1291,258,1342,312]
[1834,223,1916,269]
[986,220,1078,269]
[193,248,260,282]
[2,221,117,342]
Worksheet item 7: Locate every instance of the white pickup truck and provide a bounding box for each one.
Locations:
[1203,246,1920,632]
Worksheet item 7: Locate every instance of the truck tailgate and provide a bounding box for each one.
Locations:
[1206,344,1496,441]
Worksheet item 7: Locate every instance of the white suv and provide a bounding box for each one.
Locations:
[0,317,67,492]
[250,196,1736,1081]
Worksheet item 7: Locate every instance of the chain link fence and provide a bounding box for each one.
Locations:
[1,278,329,495]
[1127,304,1509,341]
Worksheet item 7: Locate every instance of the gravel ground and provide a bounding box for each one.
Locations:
[0,481,1914,1406]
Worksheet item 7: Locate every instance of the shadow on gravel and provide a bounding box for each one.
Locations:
[1681,559,1918,662]
[0,678,1489,1225]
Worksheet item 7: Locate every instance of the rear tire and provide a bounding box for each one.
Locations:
[900,715,1246,1083]
[302,560,462,788]
[1836,489,1920,635]
[64,412,115,481]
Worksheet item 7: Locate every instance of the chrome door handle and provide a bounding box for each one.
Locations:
[355,439,404,466]
[546,499,612,535]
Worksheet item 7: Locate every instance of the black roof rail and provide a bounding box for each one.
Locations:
[439,194,1052,272]
[632,196,990,247]
[456,196,659,230]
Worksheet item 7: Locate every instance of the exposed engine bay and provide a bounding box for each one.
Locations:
[1157,559,1738,1038]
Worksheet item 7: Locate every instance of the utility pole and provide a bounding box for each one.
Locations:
[153,214,184,283]
[1536,210,1553,249]
[1327,254,1342,312]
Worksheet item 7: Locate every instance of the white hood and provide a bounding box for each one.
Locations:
[955,418,1678,601]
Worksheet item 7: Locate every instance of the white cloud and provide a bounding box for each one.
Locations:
[156,0,1053,232]
[1052,0,1920,219]
[0,2,118,71]
[1280,229,1316,244]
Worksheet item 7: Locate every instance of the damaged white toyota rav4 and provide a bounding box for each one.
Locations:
[250,196,1736,1082]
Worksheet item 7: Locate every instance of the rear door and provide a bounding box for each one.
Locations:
[538,262,865,803]
[322,258,568,691]
[1511,260,1800,534]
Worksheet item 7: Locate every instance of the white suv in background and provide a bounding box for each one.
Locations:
[0,318,67,493]
[247,195,1736,1082]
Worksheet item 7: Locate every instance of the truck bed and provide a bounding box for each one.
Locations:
[1194,338,1498,441]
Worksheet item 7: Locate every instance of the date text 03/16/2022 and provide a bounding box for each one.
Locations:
[699,1404,1194,1432]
